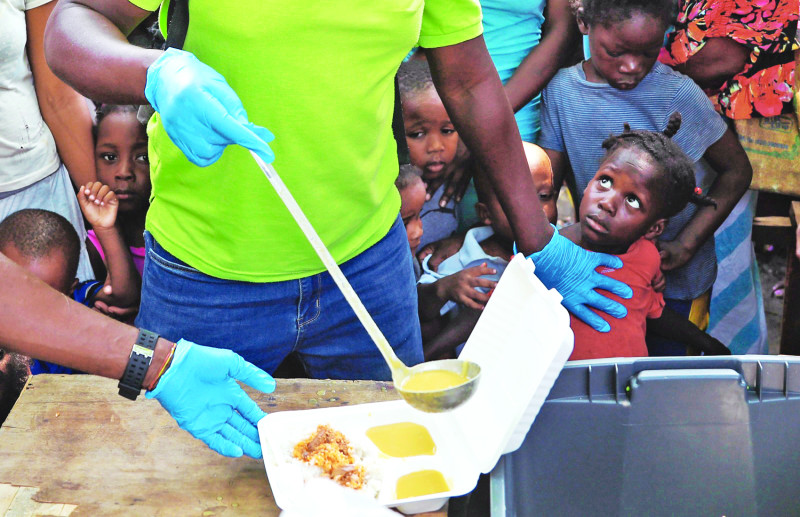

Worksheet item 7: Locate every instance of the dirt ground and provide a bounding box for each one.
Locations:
[557,187,785,355]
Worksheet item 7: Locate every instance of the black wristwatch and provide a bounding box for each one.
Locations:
[118,328,159,400]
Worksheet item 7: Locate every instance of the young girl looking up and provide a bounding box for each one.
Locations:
[560,114,730,359]
[396,164,426,279]
[539,0,752,356]
[85,104,151,319]
[397,59,461,250]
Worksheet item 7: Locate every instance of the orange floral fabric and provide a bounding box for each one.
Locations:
[659,0,798,119]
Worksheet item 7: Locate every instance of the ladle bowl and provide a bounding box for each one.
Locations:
[394,359,481,413]
[249,150,481,413]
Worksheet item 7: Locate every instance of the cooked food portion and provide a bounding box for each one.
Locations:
[366,422,436,457]
[396,469,449,499]
[292,424,366,489]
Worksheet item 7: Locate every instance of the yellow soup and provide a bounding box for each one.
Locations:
[396,470,449,499]
[401,369,469,392]
[365,422,436,457]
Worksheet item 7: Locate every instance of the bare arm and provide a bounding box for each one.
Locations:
[647,307,730,355]
[44,0,161,103]
[504,0,581,112]
[0,252,169,387]
[426,37,554,254]
[26,1,95,187]
[659,129,753,271]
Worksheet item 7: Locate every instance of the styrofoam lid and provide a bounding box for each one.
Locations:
[447,254,574,474]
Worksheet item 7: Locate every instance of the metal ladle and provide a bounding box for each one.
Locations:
[250,151,480,412]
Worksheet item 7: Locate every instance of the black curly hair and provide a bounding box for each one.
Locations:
[395,164,423,191]
[0,209,80,281]
[397,59,435,103]
[93,104,142,140]
[601,112,716,219]
[580,0,677,28]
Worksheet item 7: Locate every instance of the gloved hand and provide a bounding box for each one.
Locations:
[144,48,275,167]
[146,339,276,459]
[525,226,633,333]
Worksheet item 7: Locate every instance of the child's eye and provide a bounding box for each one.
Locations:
[441,127,456,135]
[598,177,612,188]
[100,153,117,162]
[136,153,149,164]
[539,192,554,201]
[606,49,623,58]
[625,195,641,209]
[406,131,424,139]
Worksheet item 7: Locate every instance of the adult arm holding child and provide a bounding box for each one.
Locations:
[656,130,753,271]
[77,181,141,309]
[0,251,275,458]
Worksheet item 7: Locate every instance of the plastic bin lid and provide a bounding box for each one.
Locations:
[448,255,574,474]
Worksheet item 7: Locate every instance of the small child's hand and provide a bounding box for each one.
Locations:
[656,240,694,272]
[652,270,666,293]
[77,181,118,231]
[436,262,498,310]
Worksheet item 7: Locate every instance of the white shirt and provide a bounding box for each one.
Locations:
[0,0,60,192]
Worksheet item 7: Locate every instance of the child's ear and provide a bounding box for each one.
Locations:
[643,218,667,241]
[475,202,492,226]
[576,7,589,35]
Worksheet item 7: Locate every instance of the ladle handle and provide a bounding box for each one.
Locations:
[250,151,409,376]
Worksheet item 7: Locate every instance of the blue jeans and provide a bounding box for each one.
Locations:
[135,216,423,380]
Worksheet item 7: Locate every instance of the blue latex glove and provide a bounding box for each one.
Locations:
[525,226,633,333]
[144,48,275,167]
[146,339,276,459]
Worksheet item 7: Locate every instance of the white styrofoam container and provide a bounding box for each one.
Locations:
[259,255,574,514]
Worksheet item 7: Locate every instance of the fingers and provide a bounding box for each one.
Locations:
[592,251,624,271]
[213,107,275,162]
[205,432,244,458]
[460,290,490,310]
[463,263,497,277]
[219,421,263,459]
[417,245,434,262]
[228,411,261,444]
[570,304,611,333]
[584,289,628,320]
[227,353,277,395]
[591,271,633,299]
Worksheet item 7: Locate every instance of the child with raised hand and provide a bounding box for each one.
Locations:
[418,143,556,360]
[396,164,426,280]
[397,59,462,250]
[539,0,752,356]
[559,115,730,359]
[83,104,150,320]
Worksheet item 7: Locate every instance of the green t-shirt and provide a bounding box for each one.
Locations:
[130,0,483,282]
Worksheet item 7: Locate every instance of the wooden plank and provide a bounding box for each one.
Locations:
[0,376,443,516]
[781,203,800,354]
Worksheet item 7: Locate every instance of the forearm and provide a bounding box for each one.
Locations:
[424,308,480,361]
[91,227,141,307]
[417,283,447,322]
[504,0,580,112]
[675,135,752,255]
[45,0,160,104]
[647,307,727,354]
[426,37,553,254]
[0,253,168,387]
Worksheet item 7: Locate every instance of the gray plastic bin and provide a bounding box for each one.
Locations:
[491,356,800,516]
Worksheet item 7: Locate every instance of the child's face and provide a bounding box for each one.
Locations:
[403,89,458,181]
[400,178,426,253]
[1,244,75,295]
[579,147,666,253]
[579,11,667,90]
[95,111,151,215]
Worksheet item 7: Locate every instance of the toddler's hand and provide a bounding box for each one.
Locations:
[652,270,666,293]
[78,181,118,231]
[656,240,695,272]
[436,263,498,310]
[417,234,465,272]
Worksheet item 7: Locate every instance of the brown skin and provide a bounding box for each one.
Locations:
[504,0,582,112]
[672,38,750,92]
[0,251,171,388]
[27,1,96,187]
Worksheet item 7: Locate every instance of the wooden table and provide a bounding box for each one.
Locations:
[0,375,448,516]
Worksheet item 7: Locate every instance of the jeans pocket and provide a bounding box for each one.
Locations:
[145,233,203,276]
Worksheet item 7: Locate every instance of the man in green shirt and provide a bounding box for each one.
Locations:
[45,0,633,381]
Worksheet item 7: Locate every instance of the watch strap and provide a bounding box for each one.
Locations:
[118,329,159,400]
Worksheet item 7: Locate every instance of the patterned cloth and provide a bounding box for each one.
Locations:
[659,0,799,119]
